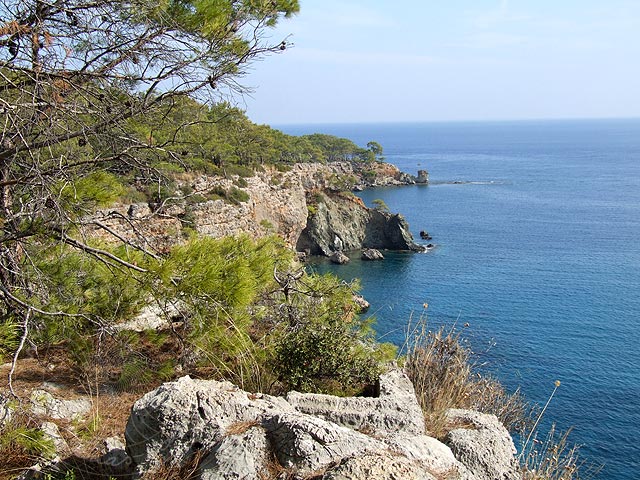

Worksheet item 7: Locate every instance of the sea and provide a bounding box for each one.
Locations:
[278,119,640,480]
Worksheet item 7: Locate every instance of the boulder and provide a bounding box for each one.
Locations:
[444,409,519,480]
[361,248,384,261]
[100,436,132,471]
[264,412,384,474]
[123,373,519,480]
[124,376,292,472]
[386,433,471,479]
[30,390,92,421]
[329,251,350,264]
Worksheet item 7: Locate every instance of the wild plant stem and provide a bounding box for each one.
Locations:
[518,381,560,461]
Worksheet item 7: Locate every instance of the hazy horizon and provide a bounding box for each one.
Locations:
[269,115,640,128]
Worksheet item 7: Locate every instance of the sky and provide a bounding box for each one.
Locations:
[240,0,640,125]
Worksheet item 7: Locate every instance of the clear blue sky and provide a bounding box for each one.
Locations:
[241,0,640,125]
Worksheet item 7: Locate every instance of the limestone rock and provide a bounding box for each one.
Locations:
[41,421,69,456]
[322,451,436,480]
[286,369,424,437]
[329,251,350,264]
[30,390,91,421]
[0,394,12,425]
[123,372,519,480]
[297,193,424,256]
[199,426,270,480]
[361,248,384,261]
[100,436,132,471]
[116,299,183,332]
[352,294,370,313]
[445,409,519,480]
[124,376,292,472]
[264,412,384,474]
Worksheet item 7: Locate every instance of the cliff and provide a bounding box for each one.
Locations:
[91,161,428,257]
[296,191,424,255]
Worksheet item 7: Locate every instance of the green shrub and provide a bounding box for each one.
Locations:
[0,420,56,472]
[273,274,394,395]
[372,198,390,213]
[225,164,254,178]
[0,319,19,362]
[227,187,249,204]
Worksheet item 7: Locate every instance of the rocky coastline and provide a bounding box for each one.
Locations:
[90,161,431,260]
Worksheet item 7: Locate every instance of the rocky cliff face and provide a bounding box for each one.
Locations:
[91,161,428,257]
[296,191,424,255]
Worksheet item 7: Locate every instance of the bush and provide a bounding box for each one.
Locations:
[273,274,395,395]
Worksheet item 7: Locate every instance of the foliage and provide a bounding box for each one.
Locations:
[273,273,396,394]
[0,317,19,361]
[366,141,385,162]
[372,198,390,213]
[0,416,56,474]
[0,0,299,350]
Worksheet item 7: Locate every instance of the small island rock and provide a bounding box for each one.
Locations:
[329,251,350,264]
[361,248,384,261]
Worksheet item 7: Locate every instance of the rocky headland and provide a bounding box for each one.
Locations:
[90,161,429,259]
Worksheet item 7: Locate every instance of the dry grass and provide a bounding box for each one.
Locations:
[520,425,602,480]
[403,319,474,437]
[402,311,595,480]
[138,450,204,480]
[403,313,535,438]
[225,420,260,436]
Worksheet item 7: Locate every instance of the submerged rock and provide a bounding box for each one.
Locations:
[329,251,350,264]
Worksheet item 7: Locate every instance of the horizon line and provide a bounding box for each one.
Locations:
[268,115,640,128]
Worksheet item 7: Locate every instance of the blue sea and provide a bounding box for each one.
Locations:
[279,119,640,480]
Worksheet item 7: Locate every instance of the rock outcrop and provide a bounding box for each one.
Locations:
[296,192,425,256]
[124,370,518,480]
[445,409,519,480]
[362,248,384,260]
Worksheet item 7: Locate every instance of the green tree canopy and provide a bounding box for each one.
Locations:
[0,0,298,318]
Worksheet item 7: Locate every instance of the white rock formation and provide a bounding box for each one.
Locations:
[124,370,520,480]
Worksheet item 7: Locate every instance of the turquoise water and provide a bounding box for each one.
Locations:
[280,119,640,479]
